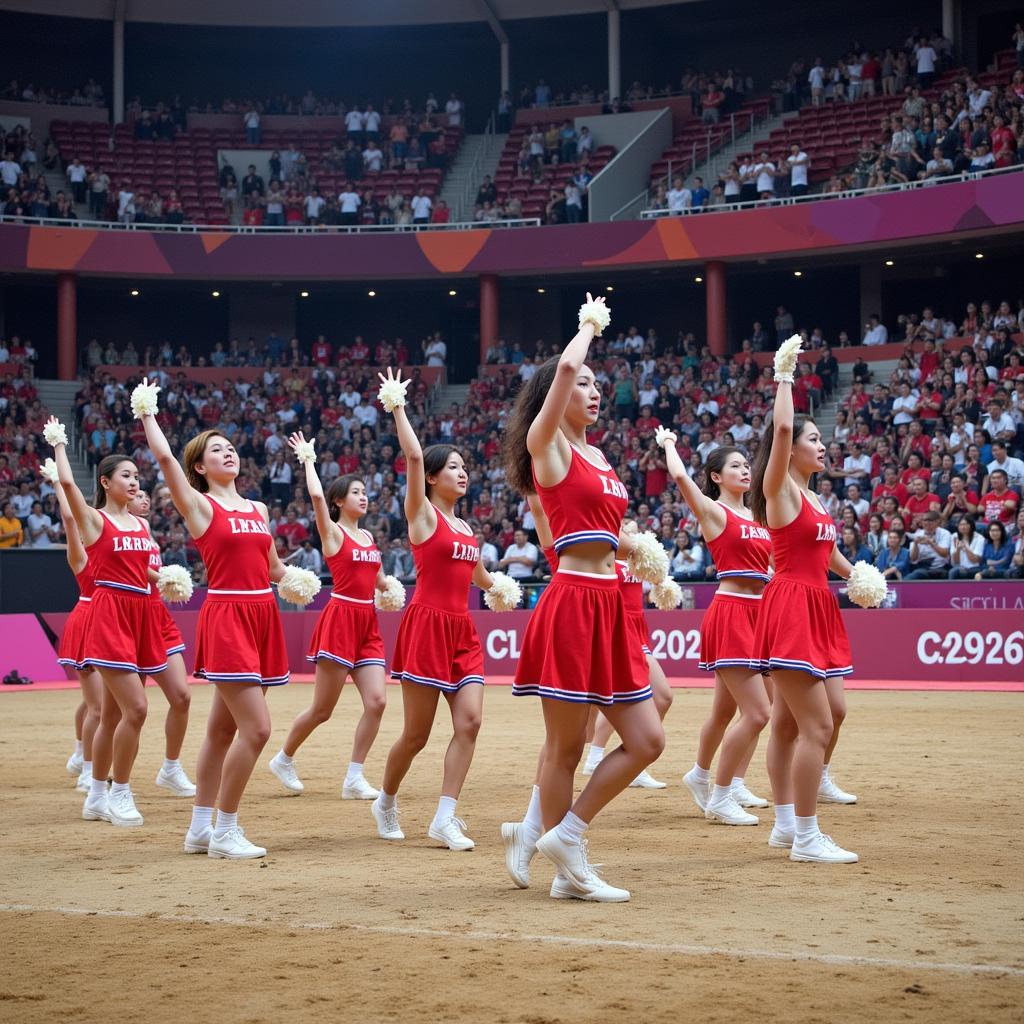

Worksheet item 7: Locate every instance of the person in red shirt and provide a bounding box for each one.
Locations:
[901,419,932,463]
[899,451,931,489]
[793,363,823,414]
[350,336,369,364]
[430,200,451,223]
[274,508,309,550]
[980,470,1020,525]
[639,442,668,498]
[941,475,979,525]
[990,114,1018,168]
[918,338,939,382]
[902,477,942,529]
[311,335,332,366]
[635,405,660,433]
[338,444,360,474]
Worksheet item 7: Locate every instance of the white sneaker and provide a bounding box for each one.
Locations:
[75,770,92,794]
[629,769,667,789]
[732,782,769,808]
[268,752,304,794]
[428,816,475,851]
[342,775,380,800]
[705,794,759,826]
[183,826,212,854]
[107,788,144,828]
[208,826,266,859]
[156,764,197,797]
[66,749,84,776]
[371,798,404,840]
[549,870,630,903]
[682,768,710,812]
[501,821,537,888]
[818,775,858,804]
[82,790,111,822]
[768,826,795,849]
[790,832,858,863]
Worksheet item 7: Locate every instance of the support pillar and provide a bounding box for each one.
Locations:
[607,9,621,103]
[704,261,727,356]
[57,273,77,381]
[479,274,499,366]
[500,41,510,96]
[113,0,125,124]
[859,262,882,343]
[942,0,957,51]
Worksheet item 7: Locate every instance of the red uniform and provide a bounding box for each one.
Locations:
[698,502,772,672]
[617,559,652,657]
[307,526,385,670]
[80,511,168,675]
[390,506,483,692]
[147,545,185,658]
[57,562,96,670]
[192,494,289,686]
[753,493,853,679]
[514,444,649,705]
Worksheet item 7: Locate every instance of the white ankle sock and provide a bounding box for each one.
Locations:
[345,761,364,784]
[110,781,130,796]
[554,810,587,845]
[585,745,604,767]
[81,760,92,776]
[774,803,796,833]
[190,806,214,833]
[821,765,831,781]
[731,776,745,789]
[162,758,180,772]
[89,778,107,799]
[522,785,543,841]
[215,810,238,834]
[276,750,293,765]
[433,795,457,826]
[74,740,83,755]
[795,814,819,844]
[378,790,396,810]
[711,784,733,803]
[691,763,710,783]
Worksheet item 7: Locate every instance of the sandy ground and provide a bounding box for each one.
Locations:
[1,686,1021,1024]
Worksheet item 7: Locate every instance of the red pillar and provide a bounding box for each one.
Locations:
[479,274,499,367]
[704,261,727,356]
[56,272,78,381]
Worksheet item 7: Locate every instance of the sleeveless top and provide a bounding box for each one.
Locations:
[768,492,836,589]
[147,544,164,602]
[195,494,272,594]
[74,561,96,602]
[327,526,381,603]
[533,443,628,554]
[409,505,479,615]
[543,545,559,573]
[705,502,772,583]
[615,559,645,614]
[86,510,155,595]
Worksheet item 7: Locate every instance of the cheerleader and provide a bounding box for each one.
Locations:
[370,368,500,851]
[47,422,167,828]
[657,438,773,825]
[139,394,289,860]
[268,432,386,800]
[126,490,196,797]
[49,470,102,795]
[748,340,858,863]
[501,294,664,902]
[582,519,674,790]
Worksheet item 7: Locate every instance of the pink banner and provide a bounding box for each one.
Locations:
[39,608,1024,682]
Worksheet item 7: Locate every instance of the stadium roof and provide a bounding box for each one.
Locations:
[0,0,699,28]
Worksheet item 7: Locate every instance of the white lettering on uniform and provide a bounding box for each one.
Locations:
[229,517,270,536]
[352,548,382,563]
[815,522,837,543]
[600,475,628,500]
[740,524,770,541]
[113,536,155,552]
[451,541,479,563]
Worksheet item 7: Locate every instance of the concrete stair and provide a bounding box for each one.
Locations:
[814,357,901,439]
[432,383,471,413]
[35,379,93,493]
[437,133,507,223]
[689,109,799,189]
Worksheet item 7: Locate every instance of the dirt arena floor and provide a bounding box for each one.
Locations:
[1,685,1021,1024]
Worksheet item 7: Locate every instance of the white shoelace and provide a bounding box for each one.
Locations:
[438,815,468,837]
[382,805,401,832]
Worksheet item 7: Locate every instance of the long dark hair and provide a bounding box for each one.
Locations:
[93,453,135,508]
[700,446,748,502]
[326,474,363,522]
[502,356,562,495]
[423,444,460,499]
[749,415,814,526]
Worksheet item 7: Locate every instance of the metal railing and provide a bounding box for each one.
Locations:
[639,162,1023,219]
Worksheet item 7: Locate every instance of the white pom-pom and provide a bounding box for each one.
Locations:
[650,577,683,610]
[374,575,406,611]
[773,334,803,384]
[578,298,611,335]
[130,378,161,418]
[278,566,322,606]
[846,560,888,609]
[293,438,316,464]
[483,571,523,612]
[626,530,670,584]
[654,425,677,448]
[40,458,59,484]
[157,564,194,604]
[44,420,68,447]
[377,376,409,413]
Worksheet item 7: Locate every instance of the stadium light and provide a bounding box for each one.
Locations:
[211,290,220,298]
[693,276,702,283]
[368,290,377,297]
[448,289,457,296]
[536,288,545,294]
[299,290,310,297]
[884,259,894,266]
[130,289,140,296]
[974,252,984,259]
[605,285,614,292]
[793,270,803,277]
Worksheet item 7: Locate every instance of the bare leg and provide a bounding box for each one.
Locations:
[281,660,346,756]
[648,655,673,720]
[193,687,236,809]
[736,675,773,777]
[591,712,615,749]
[213,682,271,814]
[766,692,798,806]
[538,699,591,831]
[151,653,191,760]
[349,664,387,765]
[769,670,833,816]
[440,684,483,799]
[78,669,103,762]
[380,681,440,796]
[713,669,771,786]
[74,700,86,742]
[823,677,847,766]
[94,670,148,784]
[695,676,738,770]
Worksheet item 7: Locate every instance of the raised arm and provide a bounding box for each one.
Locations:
[657,428,725,536]
[46,417,102,546]
[287,431,341,555]
[378,367,431,533]
[49,474,88,574]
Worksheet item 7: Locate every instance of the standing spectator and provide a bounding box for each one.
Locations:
[445,92,464,126]
[66,157,88,205]
[423,333,447,367]
[345,105,365,146]
[534,79,552,108]
[243,107,261,145]
[666,175,691,213]
[362,139,385,174]
[786,143,810,197]
[430,198,451,224]
[702,82,725,123]
[559,120,578,163]
[808,58,826,106]
[264,181,285,226]
[774,305,794,345]
[338,183,361,226]
[0,151,21,189]
[914,36,937,88]
[241,164,265,199]
[563,180,583,222]
[116,182,136,224]
[89,165,110,219]
[364,104,381,142]
[410,188,432,225]
[304,187,325,225]
[862,314,888,346]
[690,177,710,210]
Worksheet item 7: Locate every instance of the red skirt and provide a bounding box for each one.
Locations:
[79,587,169,675]
[57,597,93,670]
[698,592,763,672]
[193,593,289,686]
[151,599,185,657]
[752,577,853,680]
[513,570,650,705]
[391,602,483,693]
[307,596,385,670]
[626,609,652,657]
